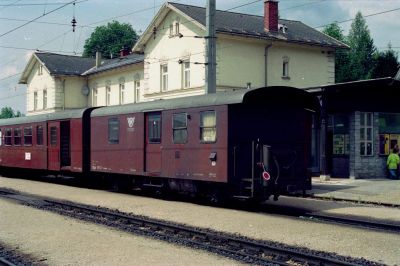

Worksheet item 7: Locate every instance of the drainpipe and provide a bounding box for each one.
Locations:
[264,44,272,87]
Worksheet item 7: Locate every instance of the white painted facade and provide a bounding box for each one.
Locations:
[22,3,339,115]
[134,6,336,103]
[87,64,144,107]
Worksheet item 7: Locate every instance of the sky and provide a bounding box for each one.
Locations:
[1,0,400,114]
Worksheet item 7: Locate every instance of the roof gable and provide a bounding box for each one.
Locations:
[19,52,95,84]
[134,2,348,51]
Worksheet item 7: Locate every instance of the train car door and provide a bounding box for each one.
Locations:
[60,121,71,168]
[47,121,60,171]
[145,112,162,173]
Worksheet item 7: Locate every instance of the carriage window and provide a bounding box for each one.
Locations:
[200,111,216,143]
[108,118,119,144]
[24,127,32,146]
[4,128,12,146]
[37,125,44,145]
[50,126,57,146]
[14,128,22,146]
[148,114,161,143]
[173,113,187,144]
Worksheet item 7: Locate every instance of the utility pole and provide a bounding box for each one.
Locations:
[205,0,216,94]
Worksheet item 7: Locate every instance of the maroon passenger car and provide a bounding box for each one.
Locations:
[91,86,319,201]
[0,109,93,175]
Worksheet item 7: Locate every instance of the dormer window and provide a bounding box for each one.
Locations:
[38,65,43,76]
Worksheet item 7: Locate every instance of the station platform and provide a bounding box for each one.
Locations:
[310,177,400,206]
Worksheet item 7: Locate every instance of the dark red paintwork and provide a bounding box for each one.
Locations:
[0,122,47,170]
[91,105,228,183]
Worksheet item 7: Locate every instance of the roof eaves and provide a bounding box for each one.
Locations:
[299,22,349,49]
[133,3,170,52]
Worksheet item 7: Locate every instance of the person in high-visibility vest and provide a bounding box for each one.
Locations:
[387,145,400,179]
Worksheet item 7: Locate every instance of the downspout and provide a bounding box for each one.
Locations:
[264,44,272,87]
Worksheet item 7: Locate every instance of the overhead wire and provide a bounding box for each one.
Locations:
[0,0,77,38]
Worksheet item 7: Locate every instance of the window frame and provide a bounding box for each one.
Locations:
[173,113,188,144]
[200,111,217,143]
[38,65,43,75]
[134,80,140,103]
[148,113,162,144]
[0,128,2,146]
[4,128,12,146]
[160,64,168,91]
[50,126,57,146]
[37,125,44,146]
[108,117,120,144]
[106,81,111,106]
[182,60,190,88]
[34,91,38,111]
[24,126,33,146]
[360,112,374,156]
[43,89,47,109]
[282,56,290,78]
[119,78,125,105]
[13,128,22,146]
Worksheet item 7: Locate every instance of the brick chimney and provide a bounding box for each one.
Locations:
[264,0,278,32]
[120,46,130,57]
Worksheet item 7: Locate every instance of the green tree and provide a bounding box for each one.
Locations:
[83,21,138,59]
[347,12,376,81]
[322,23,350,82]
[0,107,23,119]
[371,44,399,79]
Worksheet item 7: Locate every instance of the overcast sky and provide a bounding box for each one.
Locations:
[1,0,400,113]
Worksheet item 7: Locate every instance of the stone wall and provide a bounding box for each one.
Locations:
[351,111,387,179]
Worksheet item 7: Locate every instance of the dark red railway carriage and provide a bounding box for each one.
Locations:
[91,86,319,201]
[0,109,93,175]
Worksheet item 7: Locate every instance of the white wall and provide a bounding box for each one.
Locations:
[143,11,206,101]
[26,62,55,116]
[87,64,144,107]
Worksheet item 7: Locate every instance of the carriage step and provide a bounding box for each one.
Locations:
[241,178,253,182]
[233,195,251,200]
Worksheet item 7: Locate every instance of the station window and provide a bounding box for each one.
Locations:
[4,128,12,146]
[37,125,44,145]
[148,113,161,143]
[379,113,400,155]
[160,64,168,91]
[173,113,187,144]
[331,114,350,156]
[24,127,33,146]
[360,112,373,156]
[50,126,57,146]
[14,128,22,146]
[108,118,119,144]
[200,111,216,143]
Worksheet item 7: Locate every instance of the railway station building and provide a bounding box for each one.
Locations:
[19,1,346,116]
[307,76,400,179]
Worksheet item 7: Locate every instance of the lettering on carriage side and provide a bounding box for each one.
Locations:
[25,152,31,160]
[127,116,135,132]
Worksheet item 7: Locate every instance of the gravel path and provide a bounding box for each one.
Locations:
[0,199,242,265]
[1,177,399,265]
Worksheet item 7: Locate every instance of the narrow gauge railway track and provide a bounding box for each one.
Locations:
[300,213,400,233]
[0,258,16,266]
[0,189,381,266]
[301,195,400,209]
